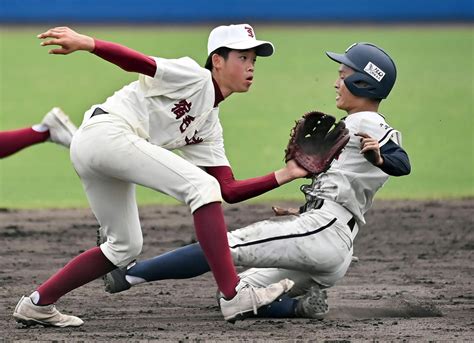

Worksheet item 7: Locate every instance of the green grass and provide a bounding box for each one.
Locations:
[0,25,473,208]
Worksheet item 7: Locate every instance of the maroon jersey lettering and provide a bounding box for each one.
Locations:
[171,99,192,119]
[185,130,203,145]
[180,115,195,133]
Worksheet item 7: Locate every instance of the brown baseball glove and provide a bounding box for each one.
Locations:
[285,111,350,175]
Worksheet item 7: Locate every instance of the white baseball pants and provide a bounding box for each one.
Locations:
[228,200,356,295]
[70,114,222,267]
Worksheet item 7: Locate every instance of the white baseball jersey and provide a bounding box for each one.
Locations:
[73,56,232,267]
[83,56,230,168]
[305,111,402,225]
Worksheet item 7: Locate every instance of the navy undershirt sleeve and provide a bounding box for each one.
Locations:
[379,140,411,176]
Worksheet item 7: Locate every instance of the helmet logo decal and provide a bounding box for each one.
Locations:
[364,62,385,82]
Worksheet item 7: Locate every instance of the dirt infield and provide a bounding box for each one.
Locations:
[1,199,473,341]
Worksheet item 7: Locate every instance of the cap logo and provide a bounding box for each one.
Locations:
[364,62,385,82]
[244,26,254,38]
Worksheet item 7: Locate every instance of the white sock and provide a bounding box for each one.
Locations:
[30,291,40,305]
[125,275,146,286]
[32,124,49,133]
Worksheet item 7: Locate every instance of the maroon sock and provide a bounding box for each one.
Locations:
[193,202,239,299]
[0,127,50,158]
[36,247,116,305]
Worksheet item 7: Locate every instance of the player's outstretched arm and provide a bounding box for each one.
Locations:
[38,27,94,54]
[37,26,156,77]
[205,162,307,204]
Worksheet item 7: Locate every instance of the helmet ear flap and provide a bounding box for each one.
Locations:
[344,72,386,99]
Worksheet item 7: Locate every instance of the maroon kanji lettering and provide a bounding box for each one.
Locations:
[245,26,254,38]
[171,99,192,119]
[179,115,195,133]
[185,130,203,145]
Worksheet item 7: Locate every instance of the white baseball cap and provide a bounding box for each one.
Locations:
[207,24,274,57]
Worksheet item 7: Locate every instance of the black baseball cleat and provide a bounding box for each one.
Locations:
[97,228,134,294]
[295,286,329,319]
[103,266,132,294]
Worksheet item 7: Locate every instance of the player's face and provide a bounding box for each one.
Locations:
[220,49,257,93]
[334,64,365,114]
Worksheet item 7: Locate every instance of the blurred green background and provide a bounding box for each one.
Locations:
[0,26,473,208]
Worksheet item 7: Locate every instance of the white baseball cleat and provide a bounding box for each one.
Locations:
[41,107,77,148]
[219,278,294,323]
[13,296,84,327]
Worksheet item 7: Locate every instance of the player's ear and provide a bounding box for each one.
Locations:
[211,53,224,70]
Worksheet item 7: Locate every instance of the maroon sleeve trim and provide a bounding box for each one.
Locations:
[206,165,278,203]
[92,38,157,77]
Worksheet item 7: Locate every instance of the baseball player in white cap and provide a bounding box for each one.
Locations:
[13,24,308,327]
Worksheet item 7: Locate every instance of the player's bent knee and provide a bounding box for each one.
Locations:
[199,176,222,204]
[188,175,222,212]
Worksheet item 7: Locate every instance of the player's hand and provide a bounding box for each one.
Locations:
[272,206,300,216]
[284,159,310,179]
[286,159,310,178]
[37,27,95,54]
[275,159,309,185]
[355,132,383,166]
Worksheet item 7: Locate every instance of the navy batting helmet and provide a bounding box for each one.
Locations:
[326,43,397,99]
